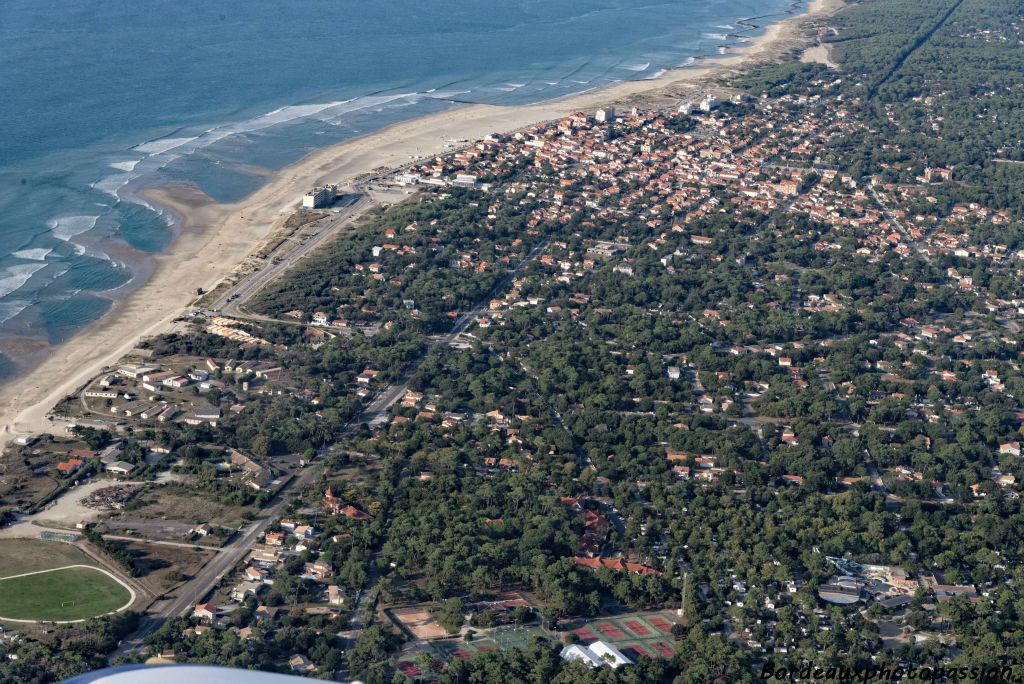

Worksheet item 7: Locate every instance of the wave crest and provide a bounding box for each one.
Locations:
[0,263,46,298]
[47,215,99,241]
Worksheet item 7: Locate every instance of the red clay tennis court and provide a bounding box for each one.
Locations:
[624,619,652,636]
[651,641,676,658]
[649,617,674,633]
[596,622,626,639]
[574,626,599,640]
[453,648,471,661]
[623,643,654,659]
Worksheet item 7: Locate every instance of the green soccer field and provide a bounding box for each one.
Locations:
[0,566,132,622]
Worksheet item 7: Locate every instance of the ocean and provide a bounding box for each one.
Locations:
[0,0,801,379]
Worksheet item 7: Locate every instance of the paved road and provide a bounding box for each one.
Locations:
[99,534,224,551]
[358,238,550,428]
[211,193,371,318]
[112,202,549,668]
[210,166,417,322]
[108,181,394,662]
[334,463,407,684]
[109,467,318,660]
[333,239,551,680]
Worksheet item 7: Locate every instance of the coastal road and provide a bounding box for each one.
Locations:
[112,173,484,661]
[108,195,550,665]
[109,466,320,660]
[210,193,371,317]
[210,164,419,320]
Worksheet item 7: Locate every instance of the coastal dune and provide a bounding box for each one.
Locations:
[0,0,843,442]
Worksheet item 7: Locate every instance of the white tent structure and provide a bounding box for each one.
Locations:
[559,640,634,670]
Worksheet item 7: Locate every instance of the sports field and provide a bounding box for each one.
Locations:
[0,538,94,577]
[394,611,680,677]
[0,565,133,622]
[569,612,679,662]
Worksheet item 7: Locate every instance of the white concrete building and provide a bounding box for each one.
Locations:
[700,96,720,112]
[302,185,336,209]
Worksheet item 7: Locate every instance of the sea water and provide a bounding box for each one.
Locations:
[0,0,801,377]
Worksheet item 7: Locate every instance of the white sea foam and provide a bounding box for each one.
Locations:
[319,93,422,125]
[193,99,356,141]
[0,263,46,299]
[12,248,53,261]
[121,95,422,172]
[425,89,472,99]
[643,69,667,80]
[703,32,729,40]
[622,62,651,72]
[110,159,141,172]
[133,136,200,155]
[0,301,29,325]
[48,215,99,241]
[258,100,352,126]
[94,90,447,204]
[130,104,353,164]
[92,172,132,197]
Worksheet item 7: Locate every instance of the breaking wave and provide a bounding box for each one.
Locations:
[12,248,53,261]
[0,263,46,298]
[47,215,99,241]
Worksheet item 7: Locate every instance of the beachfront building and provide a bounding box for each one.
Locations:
[700,95,720,112]
[302,185,336,209]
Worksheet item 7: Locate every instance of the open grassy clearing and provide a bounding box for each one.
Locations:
[118,540,215,593]
[0,539,95,577]
[122,483,254,528]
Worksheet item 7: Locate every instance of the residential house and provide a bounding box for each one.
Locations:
[302,561,332,581]
[230,581,264,602]
[356,369,380,385]
[245,566,272,584]
[289,655,316,673]
[999,442,1021,457]
[192,602,218,622]
[56,459,84,476]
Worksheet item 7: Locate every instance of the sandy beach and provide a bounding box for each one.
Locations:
[0,0,844,444]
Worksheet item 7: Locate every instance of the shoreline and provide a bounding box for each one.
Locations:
[0,0,845,445]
